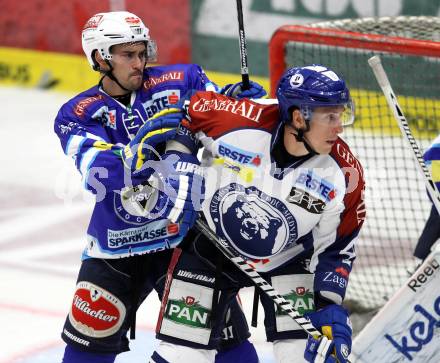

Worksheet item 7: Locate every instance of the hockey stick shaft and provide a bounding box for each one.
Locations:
[195,219,321,338]
[236,0,250,90]
[368,56,440,214]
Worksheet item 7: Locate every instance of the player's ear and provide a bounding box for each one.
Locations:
[93,50,109,71]
[291,109,305,129]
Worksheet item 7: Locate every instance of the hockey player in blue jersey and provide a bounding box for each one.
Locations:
[54,11,265,363]
[413,135,440,261]
[153,65,366,362]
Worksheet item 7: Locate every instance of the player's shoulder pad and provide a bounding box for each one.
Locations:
[144,64,217,92]
[330,137,364,181]
[183,91,279,139]
[146,63,196,73]
[143,63,194,86]
[63,86,106,120]
[331,138,366,231]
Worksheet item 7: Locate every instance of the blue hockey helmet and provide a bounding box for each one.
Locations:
[276,65,354,126]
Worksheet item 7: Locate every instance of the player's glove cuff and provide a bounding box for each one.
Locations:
[121,108,184,172]
[221,80,267,99]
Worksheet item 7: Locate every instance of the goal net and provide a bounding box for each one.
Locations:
[269,17,440,310]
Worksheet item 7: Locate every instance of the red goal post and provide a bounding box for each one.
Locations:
[267,19,440,310]
[269,25,440,97]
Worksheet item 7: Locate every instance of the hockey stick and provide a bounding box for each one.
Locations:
[195,219,321,338]
[368,55,440,214]
[235,0,250,90]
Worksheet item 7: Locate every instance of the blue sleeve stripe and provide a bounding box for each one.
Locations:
[85,132,105,142]
[82,150,102,189]
[79,147,100,179]
[64,134,75,155]
[66,135,87,157]
[66,132,105,157]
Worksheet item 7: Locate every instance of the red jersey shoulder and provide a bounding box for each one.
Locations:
[331,138,364,181]
[331,138,366,234]
[184,91,279,138]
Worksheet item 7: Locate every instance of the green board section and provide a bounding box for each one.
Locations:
[191,0,440,77]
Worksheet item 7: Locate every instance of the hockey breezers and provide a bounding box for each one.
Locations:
[195,219,351,362]
[195,219,320,337]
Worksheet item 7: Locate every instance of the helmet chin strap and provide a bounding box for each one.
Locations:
[99,60,131,93]
[301,133,318,155]
[290,124,318,156]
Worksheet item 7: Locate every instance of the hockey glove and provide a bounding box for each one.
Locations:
[221,80,267,99]
[122,108,184,172]
[304,304,352,363]
[148,151,205,236]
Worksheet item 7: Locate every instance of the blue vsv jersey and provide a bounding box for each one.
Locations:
[54,64,218,259]
[425,134,440,191]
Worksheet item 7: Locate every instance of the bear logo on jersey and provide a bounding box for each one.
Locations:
[210,183,298,259]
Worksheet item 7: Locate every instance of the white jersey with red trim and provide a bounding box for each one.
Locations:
[179,91,366,301]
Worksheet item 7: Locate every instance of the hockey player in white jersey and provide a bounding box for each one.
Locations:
[152,65,365,362]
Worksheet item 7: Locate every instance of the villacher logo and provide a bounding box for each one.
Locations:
[68,281,126,338]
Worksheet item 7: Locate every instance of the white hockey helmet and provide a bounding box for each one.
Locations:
[81,11,157,70]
